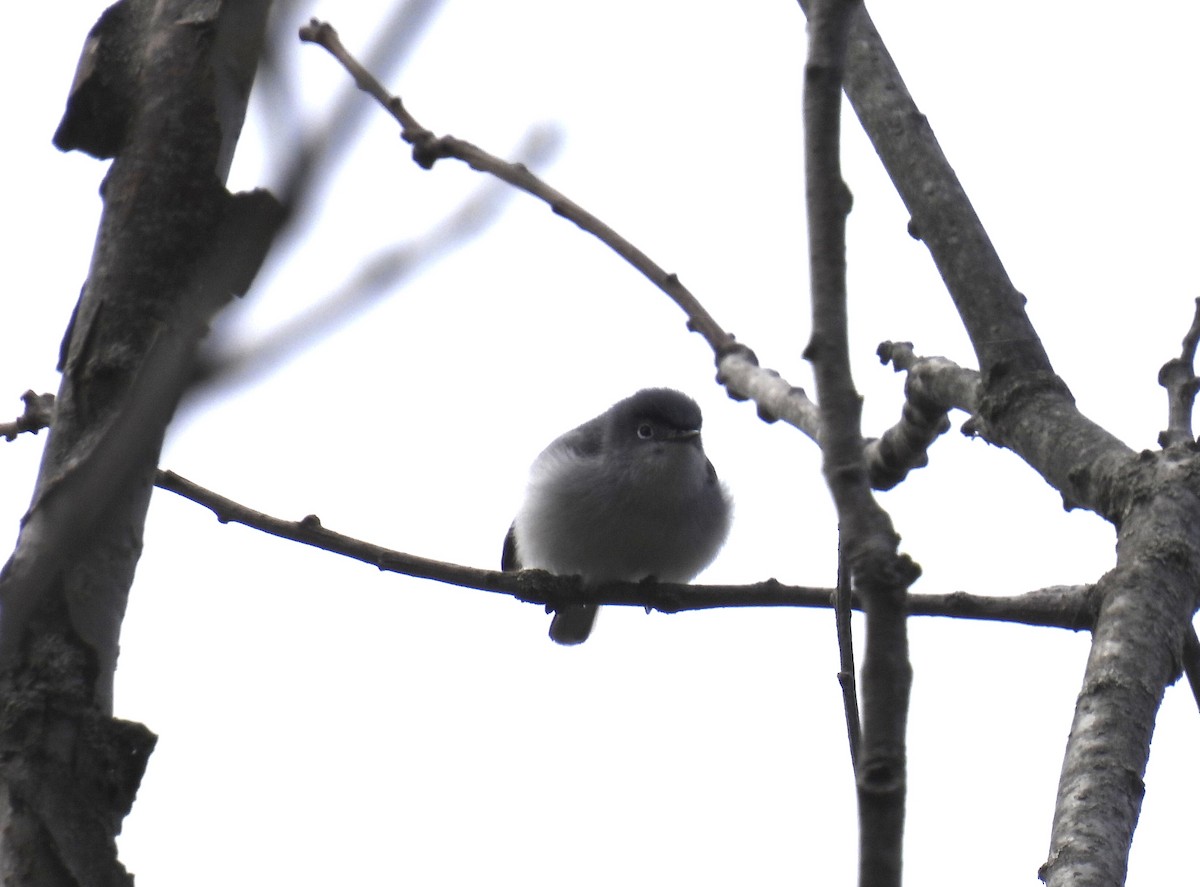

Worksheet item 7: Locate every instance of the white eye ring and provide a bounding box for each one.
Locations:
[636,423,654,440]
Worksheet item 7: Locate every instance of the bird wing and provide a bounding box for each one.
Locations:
[501,522,521,571]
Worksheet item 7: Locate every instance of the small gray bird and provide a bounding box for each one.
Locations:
[503,388,732,644]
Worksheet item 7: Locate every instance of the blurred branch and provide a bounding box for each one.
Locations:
[191,126,560,391]
[0,392,55,442]
[154,469,1102,628]
[1157,297,1200,449]
[191,1,449,398]
[275,0,446,208]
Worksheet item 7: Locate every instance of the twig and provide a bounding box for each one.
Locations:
[275,0,446,208]
[297,20,737,356]
[718,344,983,490]
[153,469,1101,629]
[0,391,55,441]
[878,342,981,415]
[869,342,981,489]
[1157,297,1200,448]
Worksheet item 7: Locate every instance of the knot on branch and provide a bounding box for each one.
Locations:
[877,340,915,371]
[869,342,980,488]
[715,341,758,372]
[404,126,446,170]
[857,751,907,795]
[848,537,922,597]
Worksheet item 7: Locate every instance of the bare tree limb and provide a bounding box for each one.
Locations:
[809,0,1133,518]
[815,5,1050,382]
[790,6,1200,884]
[11,396,1112,641]
[154,469,1100,630]
[803,4,914,885]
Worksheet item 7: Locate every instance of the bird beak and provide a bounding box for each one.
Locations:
[668,428,701,442]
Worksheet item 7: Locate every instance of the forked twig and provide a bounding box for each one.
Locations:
[0,391,55,441]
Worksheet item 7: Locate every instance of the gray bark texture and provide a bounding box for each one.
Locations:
[0,1,278,883]
[802,4,1200,884]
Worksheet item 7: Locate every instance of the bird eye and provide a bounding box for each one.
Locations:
[636,423,654,440]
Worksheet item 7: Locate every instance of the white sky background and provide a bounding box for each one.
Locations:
[3,2,1200,884]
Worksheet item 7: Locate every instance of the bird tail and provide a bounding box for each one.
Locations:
[549,605,598,645]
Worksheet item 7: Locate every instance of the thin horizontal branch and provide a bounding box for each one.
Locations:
[153,469,1098,630]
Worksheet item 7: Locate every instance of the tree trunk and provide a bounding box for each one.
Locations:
[0,2,277,882]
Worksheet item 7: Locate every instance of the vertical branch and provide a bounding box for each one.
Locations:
[802,3,918,885]
[0,3,280,883]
